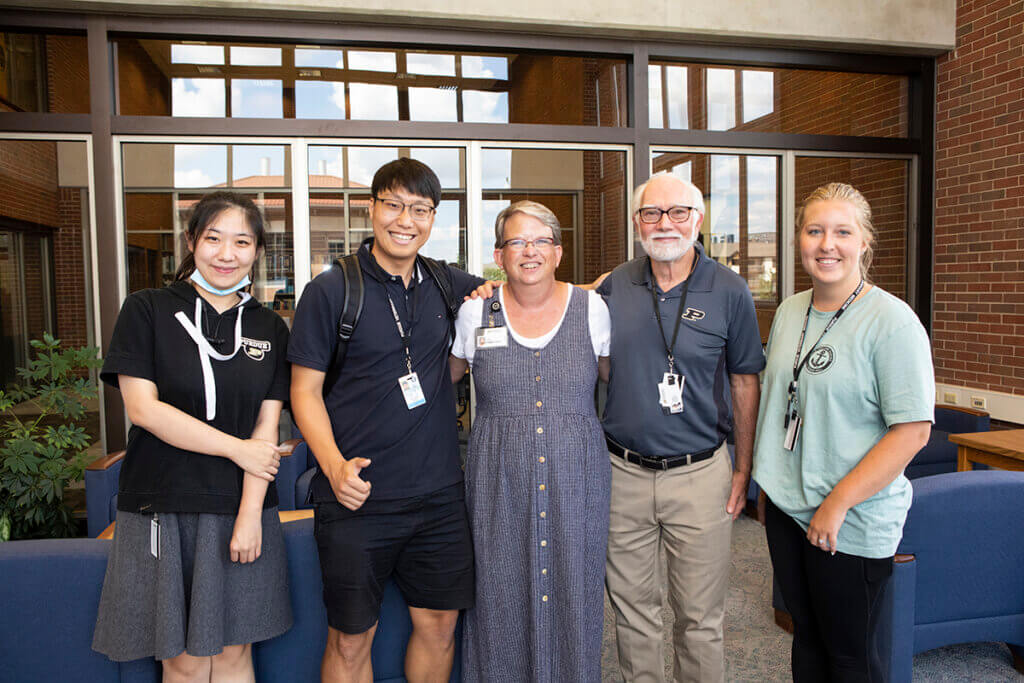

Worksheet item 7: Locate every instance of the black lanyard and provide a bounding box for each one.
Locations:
[648,249,699,375]
[786,279,864,419]
[384,268,421,375]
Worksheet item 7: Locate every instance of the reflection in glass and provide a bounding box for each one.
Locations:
[295,48,345,68]
[410,148,463,189]
[461,56,508,80]
[481,149,512,189]
[231,79,283,118]
[409,87,458,122]
[407,53,455,76]
[171,78,225,117]
[665,65,688,129]
[173,145,227,188]
[420,199,461,263]
[296,81,346,119]
[229,46,281,66]
[349,83,399,120]
[232,146,288,186]
[708,155,740,268]
[648,65,663,128]
[463,91,508,123]
[348,51,397,72]
[742,70,774,122]
[171,44,223,64]
[706,68,736,131]
[347,148,399,187]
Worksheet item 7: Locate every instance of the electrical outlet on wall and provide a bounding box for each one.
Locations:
[943,392,958,404]
[970,396,987,410]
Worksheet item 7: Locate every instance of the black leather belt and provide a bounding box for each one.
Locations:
[606,437,721,471]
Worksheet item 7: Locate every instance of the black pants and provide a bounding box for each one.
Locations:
[765,498,893,683]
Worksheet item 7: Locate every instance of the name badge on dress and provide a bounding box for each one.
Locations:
[398,372,427,409]
[658,373,685,415]
[475,326,508,349]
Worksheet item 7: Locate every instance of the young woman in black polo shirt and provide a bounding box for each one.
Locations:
[92,192,293,681]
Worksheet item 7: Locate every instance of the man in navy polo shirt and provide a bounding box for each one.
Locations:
[599,172,764,683]
[289,158,485,682]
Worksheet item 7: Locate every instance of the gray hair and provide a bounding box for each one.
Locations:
[494,200,563,248]
[632,171,706,216]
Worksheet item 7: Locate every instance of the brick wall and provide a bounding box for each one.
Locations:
[55,188,88,348]
[45,35,90,114]
[932,0,1024,396]
[0,140,59,227]
[117,39,171,116]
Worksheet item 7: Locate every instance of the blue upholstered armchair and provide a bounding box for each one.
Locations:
[880,470,1024,681]
[84,438,306,537]
[905,404,990,479]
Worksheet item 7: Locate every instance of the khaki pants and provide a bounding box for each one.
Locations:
[605,445,733,683]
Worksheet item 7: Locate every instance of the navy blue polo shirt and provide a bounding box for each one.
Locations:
[288,239,484,501]
[598,243,765,456]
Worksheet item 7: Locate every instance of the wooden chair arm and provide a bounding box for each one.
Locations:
[894,553,915,564]
[86,450,126,471]
[278,438,303,457]
[935,403,989,418]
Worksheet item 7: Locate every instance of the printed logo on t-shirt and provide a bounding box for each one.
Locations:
[241,337,271,361]
[805,344,835,374]
[681,307,706,321]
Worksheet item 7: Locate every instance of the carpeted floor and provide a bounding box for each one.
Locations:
[599,514,1022,682]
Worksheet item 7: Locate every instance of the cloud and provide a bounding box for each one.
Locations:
[462,91,508,123]
[407,53,455,76]
[229,46,281,67]
[172,78,225,117]
[349,83,398,121]
[174,168,216,188]
[170,44,223,65]
[348,51,396,72]
[409,87,457,122]
[461,56,508,80]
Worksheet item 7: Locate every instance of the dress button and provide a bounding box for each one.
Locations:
[536,400,543,408]
[534,351,540,357]
[541,568,547,575]
[535,375,541,382]
[540,540,547,547]
[540,511,546,518]
[542,595,548,602]
[539,484,545,491]
[539,456,545,463]
[536,427,544,434]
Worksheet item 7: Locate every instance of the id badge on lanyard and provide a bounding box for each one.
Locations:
[387,288,427,410]
[784,279,863,451]
[475,300,508,349]
[649,253,697,417]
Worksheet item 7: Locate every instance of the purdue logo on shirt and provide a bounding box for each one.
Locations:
[805,345,835,374]
[681,307,706,321]
[241,337,271,361]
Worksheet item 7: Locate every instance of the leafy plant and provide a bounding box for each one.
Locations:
[0,333,102,540]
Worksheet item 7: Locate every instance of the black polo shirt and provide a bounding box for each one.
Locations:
[598,243,765,455]
[100,281,290,514]
[288,239,484,502]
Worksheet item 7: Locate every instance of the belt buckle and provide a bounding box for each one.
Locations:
[660,458,670,471]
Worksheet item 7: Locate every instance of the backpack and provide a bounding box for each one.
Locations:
[322,253,459,396]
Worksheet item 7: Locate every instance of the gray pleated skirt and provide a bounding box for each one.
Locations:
[92,507,293,662]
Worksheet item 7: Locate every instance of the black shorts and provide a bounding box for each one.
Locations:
[313,482,475,634]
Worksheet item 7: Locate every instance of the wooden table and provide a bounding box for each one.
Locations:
[950,429,1024,472]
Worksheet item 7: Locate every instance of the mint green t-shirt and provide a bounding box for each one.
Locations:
[752,286,934,558]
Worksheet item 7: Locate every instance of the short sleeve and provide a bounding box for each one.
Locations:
[587,290,611,358]
[447,263,487,300]
[266,315,291,402]
[725,287,766,374]
[874,319,935,427]
[452,298,484,365]
[100,292,157,388]
[287,276,341,372]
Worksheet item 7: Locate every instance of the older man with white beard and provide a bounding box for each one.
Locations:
[597,172,764,683]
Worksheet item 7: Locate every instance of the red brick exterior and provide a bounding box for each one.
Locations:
[933,0,1024,396]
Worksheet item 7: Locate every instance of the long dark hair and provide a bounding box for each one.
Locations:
[174,191,267,283]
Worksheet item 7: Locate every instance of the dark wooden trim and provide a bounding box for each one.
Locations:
[649,129,918,154]
[110,115,636,144]
[0,113,92,133]
[631,45,650,189]
[647,43,928,75]
[278,438,303,456]
[913,57,936,334]
[86,450,126,471]
[0,11,89,31]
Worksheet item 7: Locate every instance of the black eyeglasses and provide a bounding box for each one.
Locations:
[499,237,558,251]
[373,196,436,221]
[636,206,698,224]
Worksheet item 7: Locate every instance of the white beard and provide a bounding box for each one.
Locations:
[641,232,696,263]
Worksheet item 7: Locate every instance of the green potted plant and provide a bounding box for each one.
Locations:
[0,333,102,540]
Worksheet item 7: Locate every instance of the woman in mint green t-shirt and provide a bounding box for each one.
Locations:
[752,182,934,682]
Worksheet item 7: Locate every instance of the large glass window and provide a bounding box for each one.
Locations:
[113,39,627,127]
[307,145,467,277]
[649,62,908,138]
[0,32,90,113]
[120,143,294,313]
[652,150,780,305]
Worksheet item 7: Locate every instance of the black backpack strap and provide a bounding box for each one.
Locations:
[323,254,363,396]
[419,256,458,346]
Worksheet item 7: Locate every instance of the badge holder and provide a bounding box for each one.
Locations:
[783,381,801,451]
[658,372,685,415]
[475,300,509,349]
